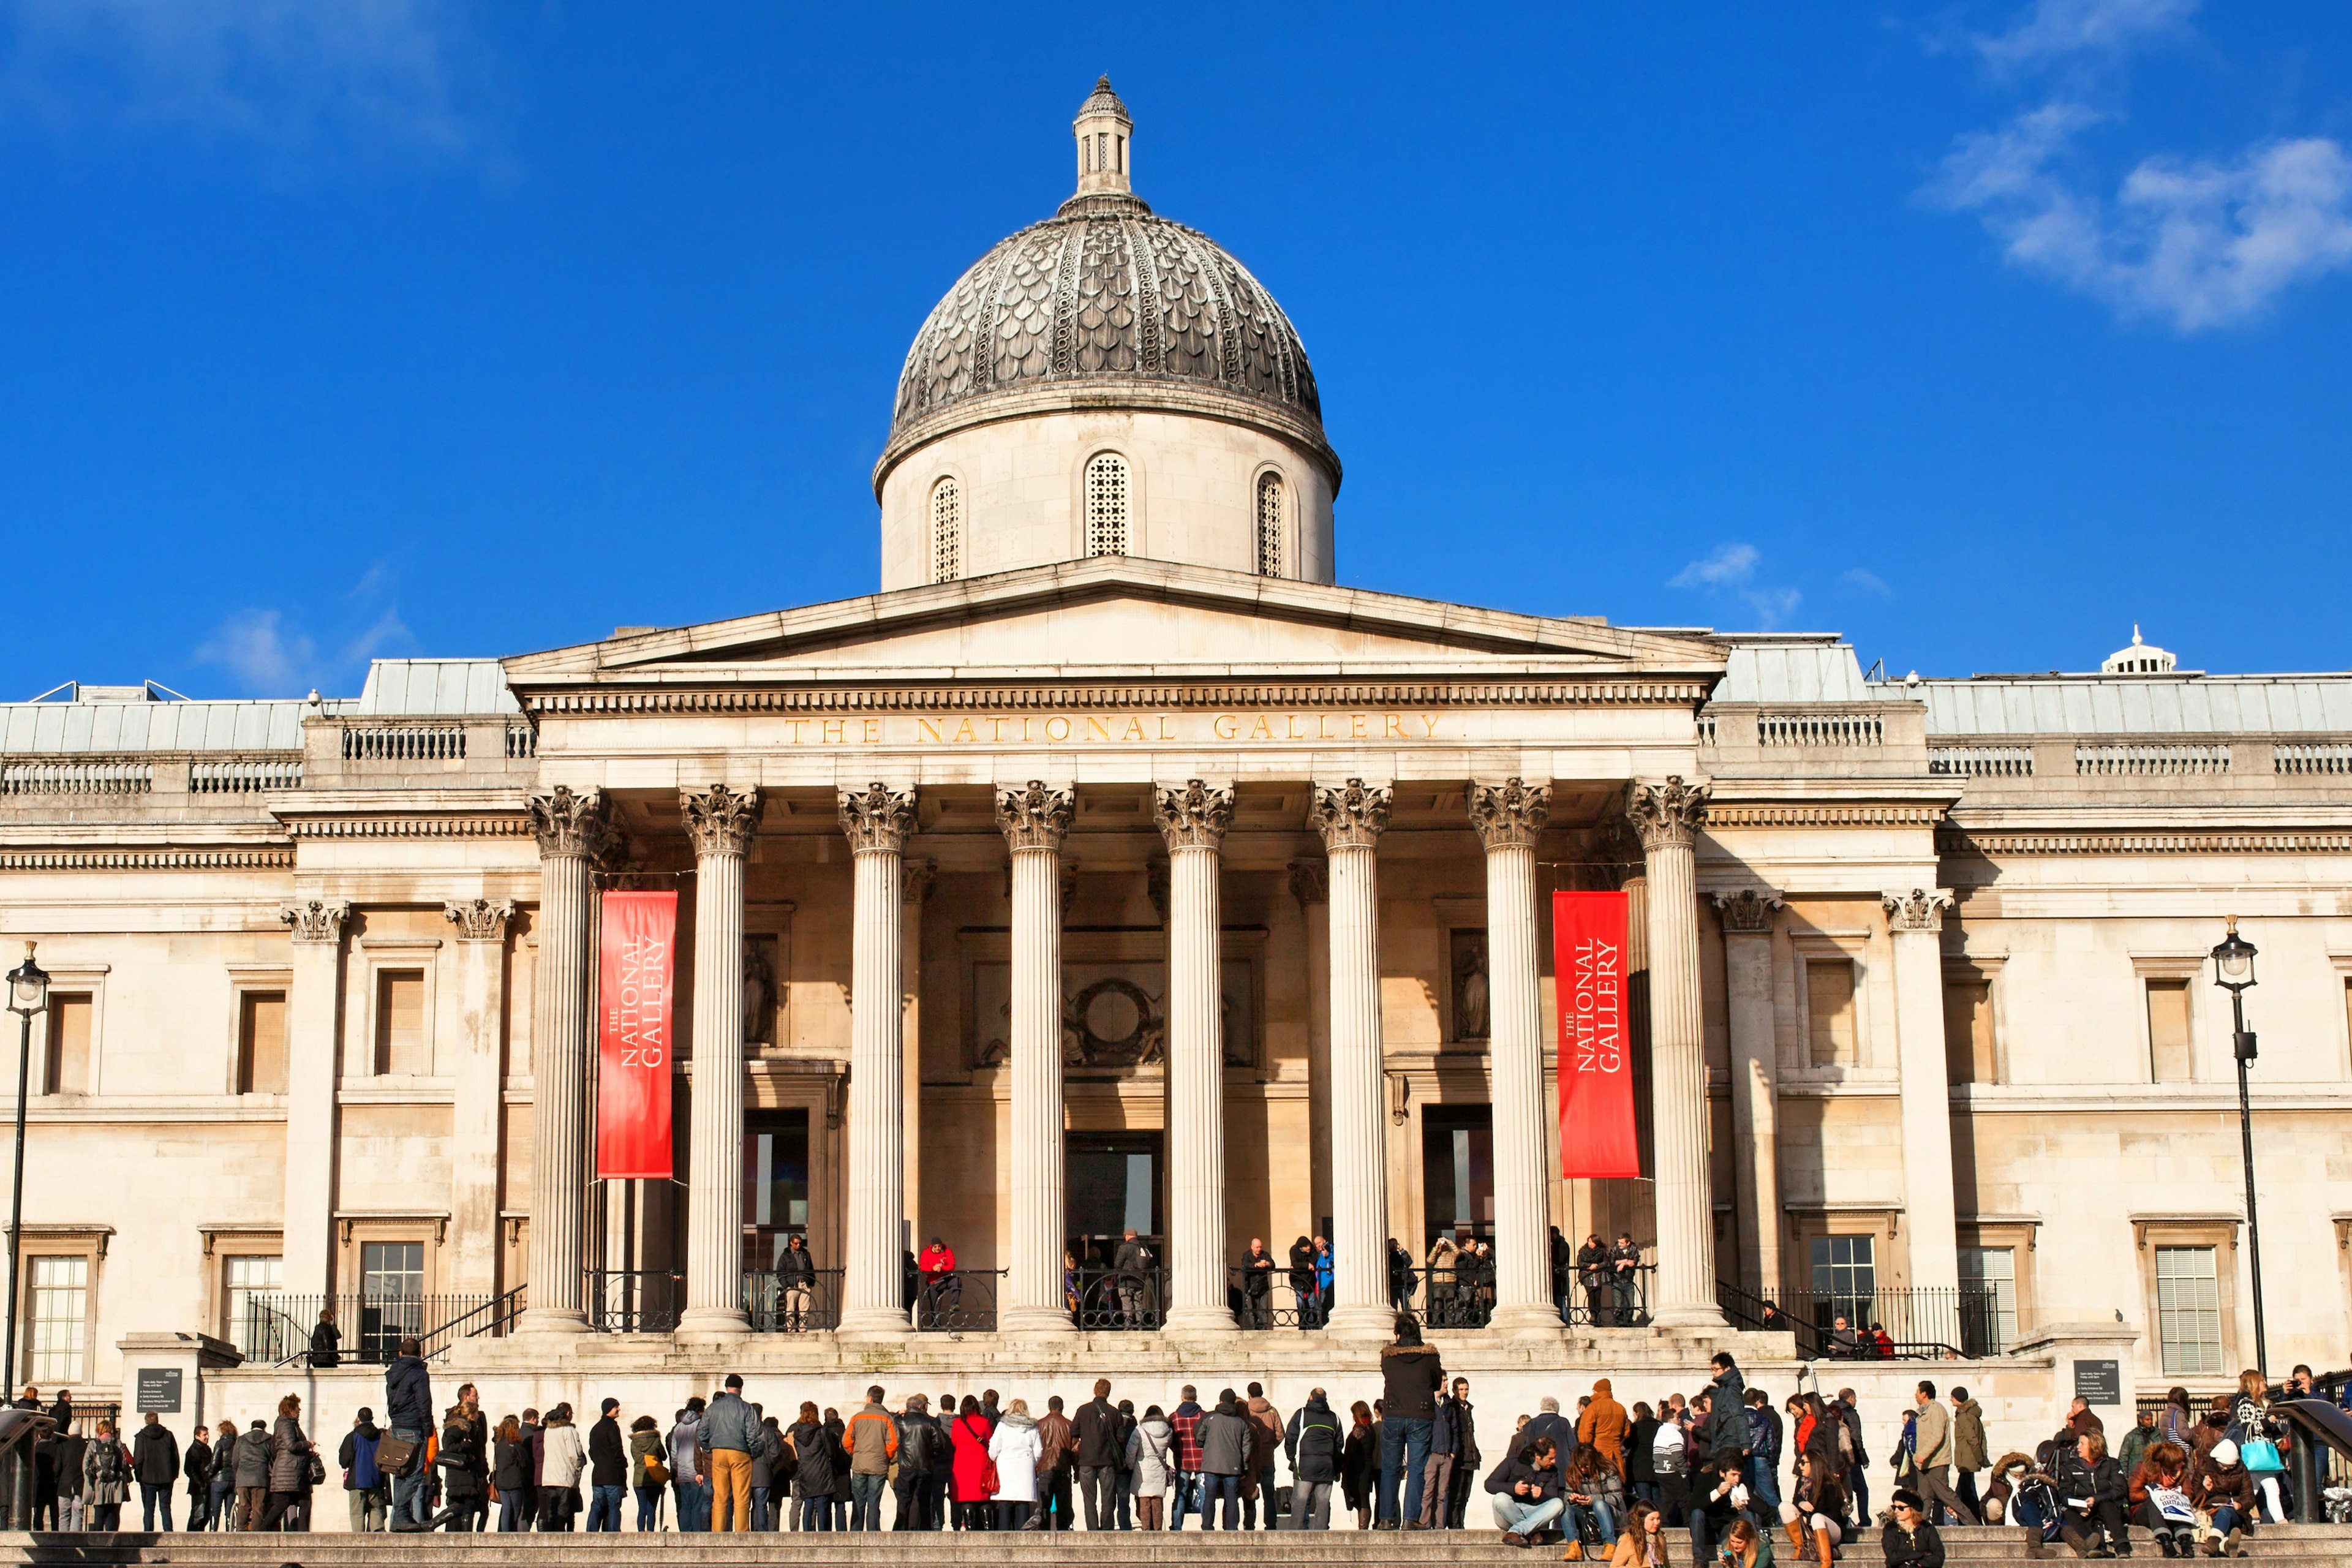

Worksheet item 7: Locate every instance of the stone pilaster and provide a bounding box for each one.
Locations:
[1627,775,1722,1328]
[519,785,611,1334]
[1310,778,1393,1336]
[278,898,350,1300]
[1469,777,1558,1333]
[998,781,1076,1333]
[902,857,935,1261]
[839,783,918,1335]
[677,783,763,1338]
[443,898,514,1298]
[1714,888,1784,1300]
[1289,859,1333,1243]
[1155,780,1236,1333]
[1885,888,1962,1297]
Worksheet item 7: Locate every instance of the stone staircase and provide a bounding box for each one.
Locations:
[0,1526,2345,1566]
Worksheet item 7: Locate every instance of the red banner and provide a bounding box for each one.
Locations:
[1554,891,1638,1178]
[597,891,676,1180]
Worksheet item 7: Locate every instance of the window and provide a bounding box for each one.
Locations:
[223,1254,284,1361]
[1420,1104,1495,1250]
[2146,979,2193,1082]
[237,991,287,1095]
[1944,974,1994,1084]
[1807,1234,1876,1338]
[44,994,92,1095]
[930,475,962,584]
[1255,471,1284,577]
[742,1110,810,1273]
[26,1256,88,1383]
[2155,1245,2223,1375]
[1806,960,1858,1067]
[1084,452,1129,556]
[358,1240,426,1360]
[375,970,427,1076]
[1958,1245,2017,1355]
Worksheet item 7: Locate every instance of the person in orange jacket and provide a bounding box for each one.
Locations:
[1578,1379,1629,1476]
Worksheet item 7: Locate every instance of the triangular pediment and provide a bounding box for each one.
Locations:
[502,558,1725,694]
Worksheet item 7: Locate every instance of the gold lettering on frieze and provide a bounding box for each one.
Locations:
[769,712,1442,747]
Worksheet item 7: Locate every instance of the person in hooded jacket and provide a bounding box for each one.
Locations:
[1341,1400,1379,1529]
[341,1407,387,1532]
[538,1404,586,1531]
[1485,1434,1567,1547]
[232,1416,273,1529]
[1244,1382,1284,1529]
[1378,1313,1444,1528]
[785,1401,838,1531]
[1707,1355,1750,1472]
[1284,1387,1344,1531]
[1128,1404,1175,1530]
[892,1395,940,1531]
[382,1338,434,1529]
[82,1419,134,1531]
[668,1397,707,1532]
[1581,1381,1630,1478]
[1195,1389,1253,1530]
[747,1413,783,1531]
[1072,1379,1124,1531]
[628,1416,668,1532]
[988,1398,1044,1531]
[1951,1387,1988,1522]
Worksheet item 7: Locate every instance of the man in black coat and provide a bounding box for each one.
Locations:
[586,1398,628,1532]
[383,1336,434,1529]
[1483,1436,1566,1545]
[1284,1388,1345,1531]
[1072,1379,1124,1531]
[131,1411,179,1531]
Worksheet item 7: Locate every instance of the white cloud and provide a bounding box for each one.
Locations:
[339,605,414,666]
[195,609,316,693]
[1669,542,1801,630]
[1929,0,2352,331]
[1839,567,1894,598]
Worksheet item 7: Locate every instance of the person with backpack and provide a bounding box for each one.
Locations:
[81,1418,134,1531]
[340,1406,388,1531]
[1284,1387,1344,1531]
[1072,1378,1124,1531]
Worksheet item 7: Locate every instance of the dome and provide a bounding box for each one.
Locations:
[876,78,1332,495]
[2102,625,2177,674]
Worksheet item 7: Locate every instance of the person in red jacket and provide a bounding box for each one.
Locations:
[918,1237,959,1325]
[946,1396,997,1532]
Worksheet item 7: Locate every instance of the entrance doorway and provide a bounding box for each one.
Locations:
[1066,1131,1163,1329]
[1420,1104,1494,1251]
[742,1108,810,1272]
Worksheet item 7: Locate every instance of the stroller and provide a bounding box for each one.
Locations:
[2007,1472,2064,1549]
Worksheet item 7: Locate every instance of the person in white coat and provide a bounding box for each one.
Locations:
[987,1400,1044,1531]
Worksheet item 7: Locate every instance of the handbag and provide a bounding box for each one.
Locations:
[962,1417,1000,1497]
[645,1454,671,1487]
[2239,1437,2284,1474]
[305,1451,328,1488]
[375,1435,419,1477]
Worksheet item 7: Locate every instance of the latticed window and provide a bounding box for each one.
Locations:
[2155,1246,2223,1375]
[1256,471,1284,577]
[930,477,962,584]
[1084,452,1129,556]
[28,1256,87,1383]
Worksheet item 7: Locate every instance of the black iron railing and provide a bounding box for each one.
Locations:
[1226,1265,1307,1329]
[243,1294,513,1368]
[1782,1286,2004,1360]
[912,1269,1002,1332]
[1073,1267,1164,1330]
[745,1267,842,1333]
[1376,1264,1494,1329]
[588,1269,684,1333]
[1558,1262,1654,1328]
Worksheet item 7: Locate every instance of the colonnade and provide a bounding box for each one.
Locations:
[517,774,1723,1338]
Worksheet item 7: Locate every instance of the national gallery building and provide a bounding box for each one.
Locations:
[3,81,2346,1450]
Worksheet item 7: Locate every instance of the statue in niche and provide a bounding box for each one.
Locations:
[1453,930,1490,1042]
[742,936,775,1046]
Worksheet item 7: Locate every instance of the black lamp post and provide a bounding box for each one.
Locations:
[3,941,48,1531]
[2210,918,2264,1375]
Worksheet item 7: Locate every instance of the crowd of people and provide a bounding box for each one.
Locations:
[10,1332,2335,1554]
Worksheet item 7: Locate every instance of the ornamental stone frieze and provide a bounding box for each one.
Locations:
[1287,858,1329,905]
[443,898,516,943]
[526,785,616,862]
[1468,777,1550,850]
[996,780,1074,851]
[1626,775,1710,851]
[281,899,352,945]
[839,782,918,854]
[682,783,764,858]
[1153,779,1234,851]
[1882,888,1955,932]
[1308,778,1391,850]
[1713,888,1784,934]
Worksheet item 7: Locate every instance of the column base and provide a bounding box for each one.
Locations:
[1324,1303,1400,1339]
[999,1305,1076,1336]
[1485,1302,1569,1337]
[674,1307,752,1341]
[1648,1302,1729,1331]
[834,1307,911,1340]
[1160,1304,1238,1335]
[515,1308,590,1336]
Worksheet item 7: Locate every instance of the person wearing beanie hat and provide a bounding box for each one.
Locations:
[2191,1437,2256,1557]
[1882,1490,1942,1568]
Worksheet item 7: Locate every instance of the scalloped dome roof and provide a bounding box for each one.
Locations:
[886,79,1322,454]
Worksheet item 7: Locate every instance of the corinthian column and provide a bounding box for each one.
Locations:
[1155,779,1236,1333]
[520,786,611,1334]
[1714,889,1784,1299]
[1311,778,1393,1337]
[677,783,763,1338]
[1470,777,1558,1333]
[444,898,516,1297]
[1885,888,1962,1298]
[998,780,1075,1334]
[1627,775,1722,1328]
[278,898,350,1302]
[838,783,918,1335]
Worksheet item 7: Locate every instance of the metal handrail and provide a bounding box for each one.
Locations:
[1073,1267,1163,1330]
[911,1269,1003,1333]
[588,1269,684,1334]
[745,1267,842,1333]
[1558,1261,1655,1328]
[244,1292,514,1369]
[1227,1265,1311,1329]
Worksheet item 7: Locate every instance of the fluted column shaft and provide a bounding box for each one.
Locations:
[278,899,350,1302]
[1717,891,1784,1298]
[999,782,1075,1333]
[1158,781,1235,1332]
[445,899,515,1297]
[520,788,609,1334]
[839,785,918,1334]
[1313,779,1393,1336]
[1887,889,1962,1297]
[1472,778,1556,1332]
[1630,776,1722,1328]
[679,785,761,1338]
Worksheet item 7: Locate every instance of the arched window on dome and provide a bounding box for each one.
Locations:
[1255,471,1284,578]
[1084,453,1129,557]
[930,477,962,584]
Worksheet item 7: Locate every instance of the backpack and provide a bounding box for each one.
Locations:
[1653,1427,1685,1477]
[1836,1419,1855,1464]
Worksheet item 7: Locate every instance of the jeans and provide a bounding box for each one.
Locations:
[634,1484,663,1532]
[1747,1455,1782,1508]
[993,1499,1031,1529]
[2209,1504,2248,1539]
[390,1426,429,1526]
[1378,1415,1434,1525]
[497,1494,529,1531]
[1169,1471,1202,1529]
[92,1501,126,1531]
[349,1485,388,1531]
[1846,1461,1870,1528]
[849,1471,886,1531]
[136,1483,172,1531]
[1040,1466,1071,1529]
[1494,1494,1566,1536]
[1288,1479,1333,1530]
[892,1473,925,1531]
[586,1483,624,1532]
[209,1474,234,1528]
[1567,1496,1618,1544]
[794,1491,830,1531]
[1203,1472,1241,1529]
[674,1477,710,1531]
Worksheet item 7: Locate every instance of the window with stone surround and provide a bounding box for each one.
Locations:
[1255,470,1284,577]
[930,475,961,584]
[2146,978,2193,1082]
[2155,1245,2223,1375]
[1958,1245,2017,1355]
[222,1253,284,1361]
[237,990,287,1095]
[26,1256,88,1384]
[1084,451,1129,556]
[374,969,428,1076]
[1806,959,1858,1068]
[43,993,91,1096]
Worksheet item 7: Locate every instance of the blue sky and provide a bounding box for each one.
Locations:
[2,0,2346,699]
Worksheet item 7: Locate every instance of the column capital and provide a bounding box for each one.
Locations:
[1286,858,1329,906]
[280,898,351,946]
[527,785,616,861]
[1153,778,1233,851]
[1309,778,1391,850]
[681,783,764,858]
[1626,774,1709,852]
[1468,776,1550,850]
[996,780,1073,851]
[837,782,918,854]
[1713,888,1784,935]
[1882,887,1955,933]
[901,856,937,905]
[443,898,516,943]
